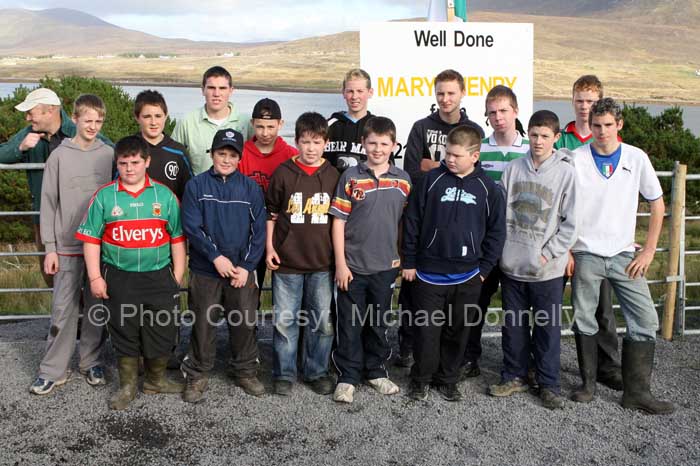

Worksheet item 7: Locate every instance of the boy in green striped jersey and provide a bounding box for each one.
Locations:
[462,85,529,378]
[77,136,187,410]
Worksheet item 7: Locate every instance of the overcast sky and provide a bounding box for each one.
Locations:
[3,0,429,42]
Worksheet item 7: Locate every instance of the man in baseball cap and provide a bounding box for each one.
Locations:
[0,88,75,286]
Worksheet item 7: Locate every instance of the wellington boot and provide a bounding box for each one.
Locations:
[143,357,184,394]
[621,339,675,415]
[571,333,597,403]
[109,357,138,410]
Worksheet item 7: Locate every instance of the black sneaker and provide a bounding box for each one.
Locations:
[305,375,335,395]
[408,381,429,401]
[436,383,463,402]
[460,360,481,379]
[273,380,293,396]
[540,388,565,410]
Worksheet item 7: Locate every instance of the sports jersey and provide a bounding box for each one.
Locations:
[76,175,185,272]
[555,121,592,150]
[140,134,193,201]
[478,133,530,182]
[591,144,622,178]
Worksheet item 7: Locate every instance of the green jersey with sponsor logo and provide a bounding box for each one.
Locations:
[76,175,185,272]
[479,133,530,182]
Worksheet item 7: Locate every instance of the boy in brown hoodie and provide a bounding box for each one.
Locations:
[265,112,339,396]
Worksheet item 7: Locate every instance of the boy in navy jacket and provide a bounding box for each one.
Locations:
[180,128,267,402]
[402,125,505,401]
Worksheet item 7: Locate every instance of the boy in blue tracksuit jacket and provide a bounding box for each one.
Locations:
[180,128,267,401]
[402,125,506,402]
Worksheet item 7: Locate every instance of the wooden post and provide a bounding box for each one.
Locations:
[662,163,687,340]
[447,0,456,22]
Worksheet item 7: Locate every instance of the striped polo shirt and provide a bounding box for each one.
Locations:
[479,133,530,182]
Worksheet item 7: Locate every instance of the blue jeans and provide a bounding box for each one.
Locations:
[272,271,334,381]
[500,275,563,393]
[572,252,658,341]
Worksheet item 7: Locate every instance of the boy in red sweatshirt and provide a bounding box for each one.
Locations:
[239,98,298,288]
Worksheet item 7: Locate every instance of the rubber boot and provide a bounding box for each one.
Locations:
[595,280,623,391]
[143,357,184,394]
[109,357,138,410]
[571,333,597,403]
[621,339,675,415]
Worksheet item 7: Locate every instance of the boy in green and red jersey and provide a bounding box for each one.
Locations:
[77,136,186,410]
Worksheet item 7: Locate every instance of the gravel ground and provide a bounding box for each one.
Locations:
[1,318,699,466]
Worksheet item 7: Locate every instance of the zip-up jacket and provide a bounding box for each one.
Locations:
[402,161,505,277]
[323,111,373,170]
[265,157,339,274]
[403,108,484,184]
[182,167,266,277]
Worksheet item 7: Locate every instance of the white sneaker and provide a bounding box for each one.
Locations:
[333,383,355,403]
[368,377,399,395]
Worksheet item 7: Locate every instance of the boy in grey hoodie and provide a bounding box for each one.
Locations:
[488,110,577,410]
[30,95,114,395]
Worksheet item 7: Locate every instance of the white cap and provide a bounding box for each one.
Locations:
[15,88,61,112]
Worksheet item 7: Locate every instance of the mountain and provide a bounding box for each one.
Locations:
[470,0,700,26]
[0,8,267,56]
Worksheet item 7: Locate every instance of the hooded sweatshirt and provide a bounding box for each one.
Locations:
[499,149,578,282]
[239,136,298,193]
[40,137,114,255]
[402,161,505,277]
[403,108,484,184]
[323,111,373,171]
[265,157,339,274]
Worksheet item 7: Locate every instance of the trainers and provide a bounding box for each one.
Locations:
[29,370,71,395]
[182,376,208,403]
[540,388,565,410]
[460,361,481,379]
[367,377,400,395]
[435,383,463,402]
[488,377,529,397]
[305,375,335,395]
[273,380,293,396]
[234,376,265,397]
[395,352,414,368]
[83,366,106,386]
[408,381,429,401]
[333,383,355,403]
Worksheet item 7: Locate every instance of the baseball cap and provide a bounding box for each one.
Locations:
[252,98,282,120]
[208,128,244,156]
[15,88,61,112]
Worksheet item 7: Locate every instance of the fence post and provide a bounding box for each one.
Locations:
[662,162,686,341]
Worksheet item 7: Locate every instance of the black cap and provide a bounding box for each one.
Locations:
[208,128,244,156]
[252,98,282,120]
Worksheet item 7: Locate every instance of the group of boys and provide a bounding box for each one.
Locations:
[5,64,673,414]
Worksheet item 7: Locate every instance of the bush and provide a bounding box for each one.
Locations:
[0,77,177,241]
[621,104,700,212]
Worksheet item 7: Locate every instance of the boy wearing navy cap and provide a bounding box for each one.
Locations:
[180,128,267,402]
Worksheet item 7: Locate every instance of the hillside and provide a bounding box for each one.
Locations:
[0,7,697,103]
[0,8,265,56]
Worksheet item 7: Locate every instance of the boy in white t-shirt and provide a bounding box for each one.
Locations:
[570,98,673,415]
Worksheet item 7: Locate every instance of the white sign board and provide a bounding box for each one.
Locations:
[361,22,533,168]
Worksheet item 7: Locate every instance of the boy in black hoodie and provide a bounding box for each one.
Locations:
[323,68,374,172]
[266,112,340,396]
[402,125,505,401]
[397,69,485,366]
